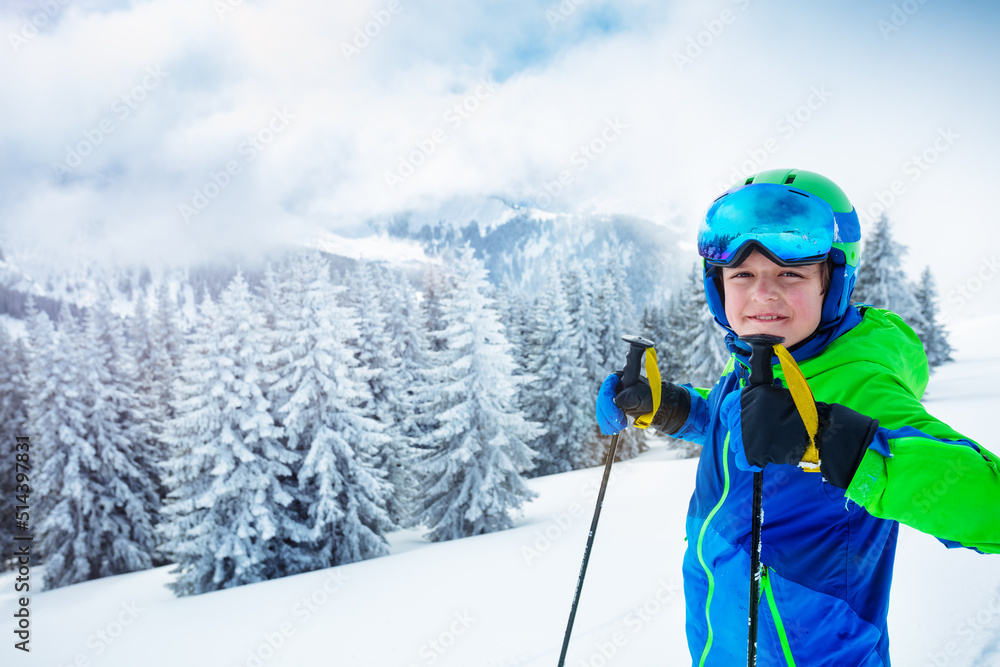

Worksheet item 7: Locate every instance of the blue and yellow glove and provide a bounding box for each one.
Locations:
[595,373,691,436]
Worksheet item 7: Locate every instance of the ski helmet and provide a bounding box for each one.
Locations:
[698,168,862,332]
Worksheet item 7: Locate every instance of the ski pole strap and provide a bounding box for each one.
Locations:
[633,348,661,429]
[773,344,821,470]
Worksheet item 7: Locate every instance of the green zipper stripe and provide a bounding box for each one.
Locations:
[763,567,797,666]
[696,431,733,667]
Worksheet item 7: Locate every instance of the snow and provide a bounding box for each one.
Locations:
[0,314,27,339]
[3,318,1000,666]
[306,230,430,265]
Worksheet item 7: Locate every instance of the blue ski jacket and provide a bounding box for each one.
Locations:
[668,305,1000,666]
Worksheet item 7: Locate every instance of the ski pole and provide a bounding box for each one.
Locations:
[558,334,655,667]
[739,333,785,667]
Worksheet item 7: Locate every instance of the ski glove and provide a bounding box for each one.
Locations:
[595,373,691,436]
[721,381,881,489]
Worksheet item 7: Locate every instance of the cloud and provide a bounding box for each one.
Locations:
[0,0,998,318]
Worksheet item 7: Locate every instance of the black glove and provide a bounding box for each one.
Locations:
[725,382,879,489]
[613,374,692,435]
[817,402,881,489]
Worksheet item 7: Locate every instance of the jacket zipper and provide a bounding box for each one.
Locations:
[761,565,797,666]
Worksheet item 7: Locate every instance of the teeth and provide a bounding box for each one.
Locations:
[752,316,781,321]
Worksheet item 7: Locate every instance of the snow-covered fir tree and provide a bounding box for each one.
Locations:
[255,258,317,576]
[853,214,929,342]
[341,261,418,529]
[257,262,297,440]
[495,275,542,441]
[913,266,954,369]
[0,324,29,569]
[636,294,697,453]
[412,261,460,443]
[150,281,185,422]
[129,291,156,390]
[422,262,454,353]
[493,272,533,382]
[88,288,162,563]
[676,263,729,397]
[641,299,683,382]
[24,301,67,577]
[0,325,29,437]
[343,262,395,412]
[553,256,610,466]
[266,251,395,569]
[415,247,542,541]
[522,268,594,475]
[563,257,606,389]
[595,238,645,461]
[32,293,159,590]
[371,263,432,528]
[160,274,301,595]
[139,279,187,510]
[125,290,170,514]
[640,305,667,350]
[595,236,640,369]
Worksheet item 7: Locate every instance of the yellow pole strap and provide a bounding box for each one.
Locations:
[773,344,821,470]
[633,348,661,429]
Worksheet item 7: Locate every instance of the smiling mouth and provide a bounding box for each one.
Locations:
[748,315,787,322]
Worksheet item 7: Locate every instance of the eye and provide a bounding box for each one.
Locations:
[726,271,752,279]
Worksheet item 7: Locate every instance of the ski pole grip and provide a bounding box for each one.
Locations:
[620,335,655,388]
[739,334,785,387]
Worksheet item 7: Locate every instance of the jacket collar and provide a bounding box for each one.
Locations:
[726,304,865,373]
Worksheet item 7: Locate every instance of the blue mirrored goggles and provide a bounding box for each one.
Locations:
[698,183,836,267]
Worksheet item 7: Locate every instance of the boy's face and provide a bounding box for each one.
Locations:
[720,249,825,348]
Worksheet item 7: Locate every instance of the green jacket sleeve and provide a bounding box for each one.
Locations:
[841,370,1000,554]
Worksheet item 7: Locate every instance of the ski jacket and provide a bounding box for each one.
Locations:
[670,306,1000,667]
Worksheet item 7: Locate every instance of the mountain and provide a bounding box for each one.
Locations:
[376,196,691,307]
[0,198,692,329]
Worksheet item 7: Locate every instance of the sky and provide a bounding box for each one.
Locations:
[1,0,998,320]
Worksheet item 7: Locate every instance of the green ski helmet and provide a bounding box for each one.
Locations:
[698,168,862,331]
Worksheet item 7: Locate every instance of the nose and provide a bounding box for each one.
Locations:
[750,276,779,302]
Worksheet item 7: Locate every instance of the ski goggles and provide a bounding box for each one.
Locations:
[698,183,836,267]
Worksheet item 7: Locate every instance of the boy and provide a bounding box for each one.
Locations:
[595,169,1000,666]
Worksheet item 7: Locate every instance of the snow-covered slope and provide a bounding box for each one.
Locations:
[3,317,999,667]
